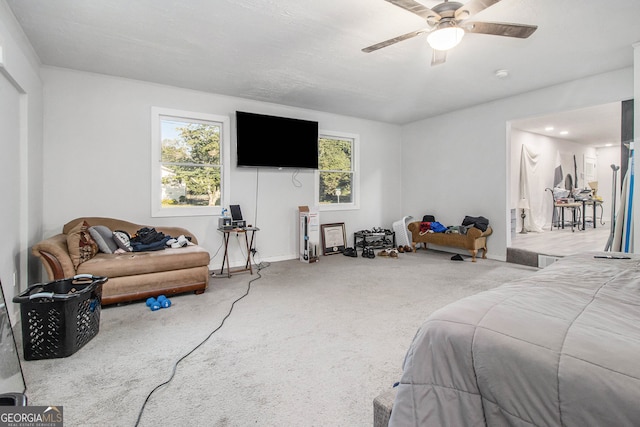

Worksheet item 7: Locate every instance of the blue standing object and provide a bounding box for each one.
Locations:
[146,297,160,311]
[624,142,635,253]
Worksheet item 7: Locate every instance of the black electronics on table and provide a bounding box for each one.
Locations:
[230,204,246,228]
[236,111,319,169]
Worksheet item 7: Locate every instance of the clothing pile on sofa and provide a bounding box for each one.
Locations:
[127,227,191,252]
[90,225,191,254]
[419,215,490,236]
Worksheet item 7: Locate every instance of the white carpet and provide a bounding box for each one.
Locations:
[18,250,537,426]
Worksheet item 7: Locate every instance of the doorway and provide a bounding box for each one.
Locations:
[507,102,623,260]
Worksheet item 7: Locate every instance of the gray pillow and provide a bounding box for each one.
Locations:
[89,225,118,254]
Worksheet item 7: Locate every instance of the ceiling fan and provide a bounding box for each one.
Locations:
[362,0,537,66]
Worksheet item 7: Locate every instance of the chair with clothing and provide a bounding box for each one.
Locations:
[546,187,581,232]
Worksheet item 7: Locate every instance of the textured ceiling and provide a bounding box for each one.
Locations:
[6,0,640,125]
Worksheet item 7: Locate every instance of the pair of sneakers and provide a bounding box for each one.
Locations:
[378,248,399,258]
[362,247,376,259]
[166,235,189,249]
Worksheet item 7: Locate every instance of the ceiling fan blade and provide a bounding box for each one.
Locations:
[362,29,426,53]
[464,21,538,38]
[385,0,441,21]
[454,0,501,20]
[431,49,447,66]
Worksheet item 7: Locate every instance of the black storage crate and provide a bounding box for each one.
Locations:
[13,275,107,360]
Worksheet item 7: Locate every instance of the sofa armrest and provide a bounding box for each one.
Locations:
[32,234,77,280]
[408,222,420,232]
[472,226,493,238]
[407,221,422,242]
[466,227,482,239]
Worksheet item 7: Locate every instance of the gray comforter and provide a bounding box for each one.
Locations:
[389,252,640,426]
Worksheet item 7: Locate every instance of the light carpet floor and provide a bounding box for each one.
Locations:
[18,250,537,426]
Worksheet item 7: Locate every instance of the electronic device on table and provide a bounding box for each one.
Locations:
[218,216,232,230]
[218,204,246,229]
[230,204,246,228]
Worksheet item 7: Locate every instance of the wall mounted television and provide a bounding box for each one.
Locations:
[236,111,319,169]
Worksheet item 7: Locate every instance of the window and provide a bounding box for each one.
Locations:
[315,131,359,210]
[151,107,230,217]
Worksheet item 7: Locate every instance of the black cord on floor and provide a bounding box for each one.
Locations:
[133,264,267,427]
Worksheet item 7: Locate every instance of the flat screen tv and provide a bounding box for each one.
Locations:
[236,111,319,169]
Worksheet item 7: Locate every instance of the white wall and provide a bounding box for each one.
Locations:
[0,1,43,317]
[41,67,402,267]
[0,63,21,307]
[401,67,634,261]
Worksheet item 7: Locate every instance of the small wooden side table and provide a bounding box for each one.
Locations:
[218,227,259,278]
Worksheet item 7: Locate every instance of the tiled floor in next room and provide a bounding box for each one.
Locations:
[509,223,612,257]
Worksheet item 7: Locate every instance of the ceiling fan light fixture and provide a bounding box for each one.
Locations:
[427,26,465,51]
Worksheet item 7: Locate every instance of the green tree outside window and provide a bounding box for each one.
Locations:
[319,137,354,204]
[160,120,222,207]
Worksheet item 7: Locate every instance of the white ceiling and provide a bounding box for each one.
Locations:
[6,0,640,128]
[511,102,623,147]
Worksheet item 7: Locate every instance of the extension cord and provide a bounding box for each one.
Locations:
[134,265,266,426]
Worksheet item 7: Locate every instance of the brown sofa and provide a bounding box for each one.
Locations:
[408,221,492,262]
[32,217,210,305]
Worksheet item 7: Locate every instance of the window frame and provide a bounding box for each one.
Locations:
[151,106,230,218]
[315,130,360,211]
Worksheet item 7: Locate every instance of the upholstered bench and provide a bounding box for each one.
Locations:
[408,221,492,262]
[373,387,397,427]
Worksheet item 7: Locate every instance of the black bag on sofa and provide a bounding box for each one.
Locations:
[461,216,490,232]
[422,215,436,223]
[134,227,166,244]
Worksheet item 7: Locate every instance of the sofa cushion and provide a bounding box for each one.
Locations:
[76,245,210,278]
[67,220,99,269]
[89,225,119,254]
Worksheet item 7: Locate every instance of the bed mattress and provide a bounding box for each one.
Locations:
[389,252,640,426]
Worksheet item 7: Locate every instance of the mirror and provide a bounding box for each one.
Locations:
[0,279,26,396]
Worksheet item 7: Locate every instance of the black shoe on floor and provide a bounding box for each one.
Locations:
[363,247,375,259]
[343,247,357,257]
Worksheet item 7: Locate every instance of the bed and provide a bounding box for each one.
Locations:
[389,252,640,426]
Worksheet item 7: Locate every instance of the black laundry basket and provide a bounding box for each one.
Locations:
[13,274,107,360]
